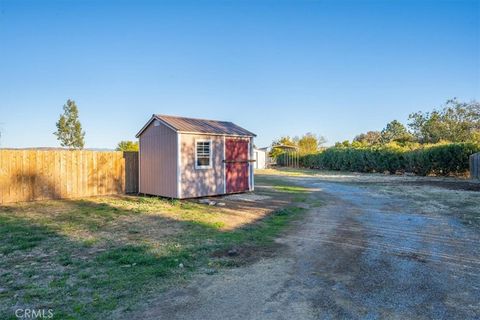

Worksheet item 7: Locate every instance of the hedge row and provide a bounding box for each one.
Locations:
[277,143,480,176]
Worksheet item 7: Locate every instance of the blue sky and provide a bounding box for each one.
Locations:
[0,0,478,148]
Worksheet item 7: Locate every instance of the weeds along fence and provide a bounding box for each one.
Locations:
[277,143,480,176]
[471,153,480,180]
[0,150,139,204]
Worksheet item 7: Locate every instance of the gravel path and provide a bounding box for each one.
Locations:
[136,175,480,320]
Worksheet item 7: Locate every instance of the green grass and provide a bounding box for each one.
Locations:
[0,176,317,319]
[0,216,56,254]
[255,173,313,202]
[273,185,310,193]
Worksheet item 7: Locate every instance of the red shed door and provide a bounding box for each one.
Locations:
[225,138,249,193]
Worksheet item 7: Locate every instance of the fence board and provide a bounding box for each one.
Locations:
[471,153,480,180]
[0,150,138,204]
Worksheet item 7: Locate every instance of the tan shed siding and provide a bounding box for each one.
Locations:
[180,134,225,198]
[139,122,177,197]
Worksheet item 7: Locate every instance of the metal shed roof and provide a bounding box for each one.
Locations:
[136,114,256,138]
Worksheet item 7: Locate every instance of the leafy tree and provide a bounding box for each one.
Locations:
[54,99,85,149]
[353,131,382,145]
[296,133,326,154]
[408,99,480,143]
[381,120,414,144]
[116,140,139,151]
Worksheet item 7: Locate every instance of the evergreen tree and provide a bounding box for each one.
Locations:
[54,99,85,149]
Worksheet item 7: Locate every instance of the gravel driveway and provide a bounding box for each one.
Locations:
[137,173,480,320]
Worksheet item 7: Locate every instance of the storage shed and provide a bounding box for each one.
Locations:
[136,114,256,199]
[254,147,268,169]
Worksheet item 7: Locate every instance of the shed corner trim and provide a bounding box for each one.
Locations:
[177,133,182,198]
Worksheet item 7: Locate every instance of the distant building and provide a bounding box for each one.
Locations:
[254,147,269,169]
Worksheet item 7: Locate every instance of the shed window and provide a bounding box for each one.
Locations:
[195,140,212,169]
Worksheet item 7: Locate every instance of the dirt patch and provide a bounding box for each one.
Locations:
[210,243,284,266]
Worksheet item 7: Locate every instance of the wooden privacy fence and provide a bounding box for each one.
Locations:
[0,150,139,204]
[471,152,480,180]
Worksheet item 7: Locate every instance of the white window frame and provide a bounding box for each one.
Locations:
[195,139,212,169]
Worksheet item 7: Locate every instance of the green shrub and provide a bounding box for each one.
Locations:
[277,143,480,176]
